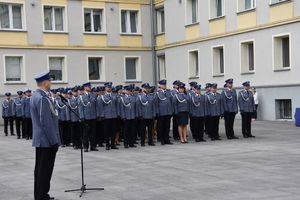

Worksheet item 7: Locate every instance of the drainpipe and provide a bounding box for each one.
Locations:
[150,0,157,85]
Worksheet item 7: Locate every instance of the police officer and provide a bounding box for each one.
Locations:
[136,83,157,147]
[173,83,190,144]
[2,92,14,136]
[68,87,81,149]
[205,83,224,141]
[238,81,256,138]
[204,83,212,135]
[78,82,98,152]
[31,71,60,200]
[23,89,32,140]
[56,89,70,147]
[156,80,173,145]
[189,84,207,142]
[119,85,137,148]
[221,79,239,140]
[97,82,119,150]
[171,80,180,141]
[13,91,24,139]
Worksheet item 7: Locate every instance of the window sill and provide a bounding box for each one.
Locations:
[209,16,225,22]
[83,32,107,35]
[188,76,199,79]
[237,8,256,15]
[43,31,69,34]
[4,82,26,85]
[89,80,106,83]
[125,80,142,83]
[270,0,291,7]
[51,81,68,84]
[241,71,255,75]
[0,29,27,33]
[155,32,165,37]
[120,33,142,36]
[212,74,224,77]
[185,22,200,28]
[274,67,291,72]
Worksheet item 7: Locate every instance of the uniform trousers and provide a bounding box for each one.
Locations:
[83,119,97,149]
[96,120,104,146]
[140,119,154,145]
[103,118,117,147]
[23,118,32,139]
[59,121,71,146]
[190,116,205,140]
[207,116,220,140]
[3,117,14,135]
[241,112,253,137]
[15,117,23,138]
[70,121,81,148]
[34,147,58,200]
[224,112,236,139]
[157,115,171,144]
[123,119,135,146]
[172,115,179,139]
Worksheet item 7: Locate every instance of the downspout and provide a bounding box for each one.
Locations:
[150,0,157,85]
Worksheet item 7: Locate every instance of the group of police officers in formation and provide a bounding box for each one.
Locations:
[2,78,256,152]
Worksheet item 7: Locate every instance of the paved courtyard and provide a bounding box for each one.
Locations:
[0,120,299,200]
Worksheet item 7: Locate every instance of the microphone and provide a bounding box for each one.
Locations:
[59,94,68,103]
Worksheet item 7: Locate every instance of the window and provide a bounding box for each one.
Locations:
[276,99,292,119]
[270,0,289,5]
[273,34,290,70]
[125,57,140,81]
[189,50,199,77]
[48,57,65,82]
[4,56,24,82]
[156,7,165,34]
[186,0,198,24]
[210,0,224,19]
[44,6,65,32]
[121,10,139,34]
[212,46,224,75]
[158,55,166,80]
[241,41,255,73]
[238,0,255,12]
[88,57,103,81]
[84,8,104,33]
[0,3,24,30]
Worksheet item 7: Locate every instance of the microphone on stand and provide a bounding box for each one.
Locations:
[59,94,68,103]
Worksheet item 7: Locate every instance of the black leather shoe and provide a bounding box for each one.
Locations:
[141,143,145,147]
[243,135,249,138]
[106,146,110,150]
[232,136,239,139]
[90,148,99,151]
[99,144,105,147]
[84,149,89,152]
[124,144,129,148]
[148,143,155,146]
[248,135,255,138]
[195,139,200,142]
[111,146,119,149]
[166,142,173,145]
[129,144,137,148]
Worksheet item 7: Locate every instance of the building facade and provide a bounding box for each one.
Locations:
[0,0,300,121]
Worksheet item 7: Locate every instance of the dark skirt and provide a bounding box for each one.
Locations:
[177,112,189,126]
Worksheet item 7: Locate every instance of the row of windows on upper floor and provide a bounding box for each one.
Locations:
[0,0,292,36]
[0,2,142,34]
[157,33,291,80]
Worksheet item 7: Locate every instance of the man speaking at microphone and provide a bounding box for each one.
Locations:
[31,71,61,200]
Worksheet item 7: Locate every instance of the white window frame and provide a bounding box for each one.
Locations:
[42,4,68,33]
[188,49,200,78]
[211,44,225,76]
[269,0,290,6]
[82,7,106,34]
[120,9,141,35]
[3,54,26,83]
[124,56,141,82]
[157,54,166,80]
[240,39,255,74]
[156,7,165,34]
[185,0,199,25]
[0,2,26,31]
[209,0,225,20]
[47,55,68,83]
[86,55,105,82]
[272,33,291,71]
[237,0,256,13]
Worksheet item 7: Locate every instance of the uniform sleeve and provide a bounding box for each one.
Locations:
[12,100,16,116]
[96,96,103,118]
[221,91,227,112]
[238,92,244,112]
[78,96,84,120]
[205,95,210,116]
[1,103,4,117]
[136,96,141,118]
[219,95,224,115]
[40,97,60,146]
[173,95,178,115]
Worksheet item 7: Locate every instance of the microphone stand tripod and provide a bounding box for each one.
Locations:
[59,96,104,197]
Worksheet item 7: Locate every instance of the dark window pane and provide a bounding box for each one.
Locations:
[219,48,224,74]
[126,58,137,80]
[44,6,52,30]
[282,37,290,68]
[130,11,137,33]
[121,11,127,33]
[93,9,102,32]
[12,5,22,29]
[216,0,222,17]
[88,58,101,80]
[84,9,91,32]
[191,0,197,23]
[248,43,254,71]
[161,10,165,32]
[0,4,9,28]
[50,70,62,81]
